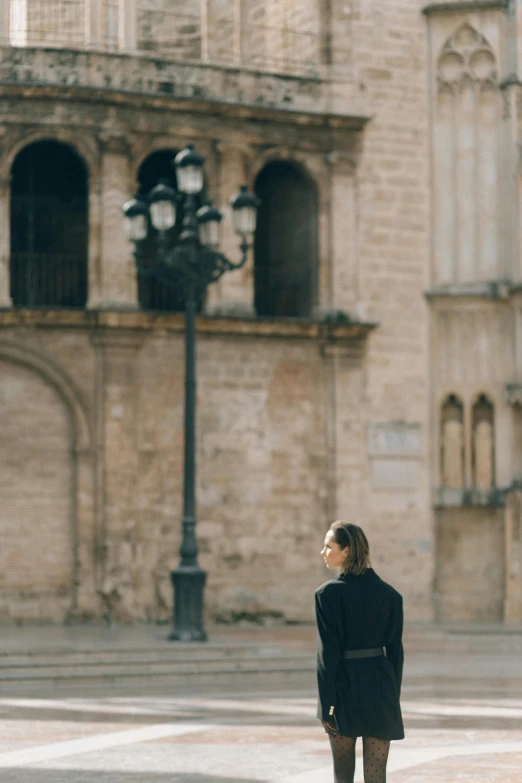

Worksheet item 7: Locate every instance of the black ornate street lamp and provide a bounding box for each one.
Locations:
[122,145,259,641]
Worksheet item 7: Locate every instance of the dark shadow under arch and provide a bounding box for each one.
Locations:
[10,140,88,308]
[254,160,318,318]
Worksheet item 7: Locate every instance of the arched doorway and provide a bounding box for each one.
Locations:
[0,359,74,621]
[10,140,89,308]
[254,160,318,317]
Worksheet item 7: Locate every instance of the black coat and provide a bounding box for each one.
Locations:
[315,568,404,740]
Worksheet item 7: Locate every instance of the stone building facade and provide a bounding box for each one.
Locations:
[0,0,520,626]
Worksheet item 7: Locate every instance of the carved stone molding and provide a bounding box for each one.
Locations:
[437,23,498,91]
[90,330,145,351]
[0,125,101,182]
[424,1,508,14]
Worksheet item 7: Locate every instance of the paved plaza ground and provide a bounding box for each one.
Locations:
[0,624,521,782]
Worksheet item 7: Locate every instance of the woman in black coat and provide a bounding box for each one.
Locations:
[316,521,404,783]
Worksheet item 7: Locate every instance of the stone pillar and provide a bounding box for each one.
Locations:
[504,387,522,623]
[0,177,12,308]
[504,489,522,623]
[205,143,255,317]
[92,331,143,621]
[0,0,10,43]
[327,152,358,314]
[500,82,519,280]
[515,0,522,81]
[86,0,104,47]
[72,443,99,619]
[120,0,137,50]
[95,134,138,309]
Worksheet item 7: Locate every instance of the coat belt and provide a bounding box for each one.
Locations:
[343,647,385,660]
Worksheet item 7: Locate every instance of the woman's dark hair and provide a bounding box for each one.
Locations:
[330,521,371,576]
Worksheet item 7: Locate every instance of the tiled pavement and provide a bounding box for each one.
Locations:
[0,624,521,782]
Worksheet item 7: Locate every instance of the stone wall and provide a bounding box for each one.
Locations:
[0,357,73,622]
[6,1,522,626]
[343,0,433,616]
[0,0,439,626]
[0,314,367,623]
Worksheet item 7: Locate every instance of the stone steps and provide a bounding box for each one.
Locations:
[404,625,522,653]
[0,640,316,691]
[0,624,521,692]
[0,645,309,666]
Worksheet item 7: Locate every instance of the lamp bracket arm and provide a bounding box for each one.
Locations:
[217,239,250,273]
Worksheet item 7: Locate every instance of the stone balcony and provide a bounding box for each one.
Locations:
[0,2,363,118]
[0,44,326,114]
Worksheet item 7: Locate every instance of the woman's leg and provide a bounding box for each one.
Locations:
[328,734,356,783]
[362,736,390,783]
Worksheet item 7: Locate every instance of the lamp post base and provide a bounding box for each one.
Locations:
[169,564,207,641]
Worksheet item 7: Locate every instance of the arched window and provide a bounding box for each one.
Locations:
[254,161,318,318]
[440,394,465,489]
[472,394,495,490]
[137,149,205,312]
[10,140,88,308]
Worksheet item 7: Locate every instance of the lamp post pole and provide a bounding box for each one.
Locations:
[172,248,205,641]
[123,146,259,641]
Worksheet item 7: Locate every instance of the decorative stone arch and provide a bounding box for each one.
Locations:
[132,138,180,179]
[249,146,324,195]
[1,128,100,184]
[0,340,92,450]
[0,339,96,619]
[437,23,498,89]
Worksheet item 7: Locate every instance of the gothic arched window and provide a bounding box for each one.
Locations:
[472,394,495,490]
[441,394,465,489]
[10,140,88,308]
[254,160,318,318]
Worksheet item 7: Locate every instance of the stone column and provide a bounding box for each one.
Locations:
[0,176,12,307]
[95,134,138,309]
[326,152,358,315]
[504,489,522,623]
[503,386,522,623]
[0,0,10,43]
[120,0,137,51]
[205,143,255,317]
[86,0,104,47]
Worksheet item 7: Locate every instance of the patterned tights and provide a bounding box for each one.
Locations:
[328,734,390,783]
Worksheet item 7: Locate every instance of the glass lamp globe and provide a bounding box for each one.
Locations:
[148,181,177,231]
[230,186,260,236]
[196,203,222,248]
[122,197,148,241]
[174,145,205,195]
